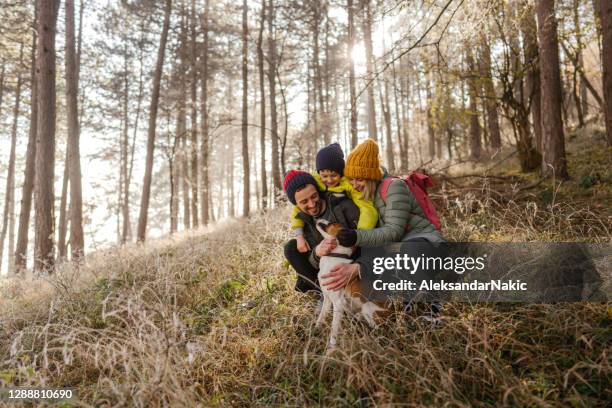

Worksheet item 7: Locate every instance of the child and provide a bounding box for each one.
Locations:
[292,143,378,253]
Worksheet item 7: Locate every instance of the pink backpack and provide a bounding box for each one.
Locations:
[379,172,442,231]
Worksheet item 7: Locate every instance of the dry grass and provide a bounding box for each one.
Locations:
[0,135,610,407]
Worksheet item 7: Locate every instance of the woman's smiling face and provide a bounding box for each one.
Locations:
[349,178,366,192]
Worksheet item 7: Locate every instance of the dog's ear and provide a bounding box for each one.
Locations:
[327,224,344,237]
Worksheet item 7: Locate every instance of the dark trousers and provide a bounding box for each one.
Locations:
[284,239,321,293]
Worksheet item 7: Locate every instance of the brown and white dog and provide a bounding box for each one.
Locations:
[315,219,390,349]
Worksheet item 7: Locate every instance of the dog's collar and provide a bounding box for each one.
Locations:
[325,253,353,260]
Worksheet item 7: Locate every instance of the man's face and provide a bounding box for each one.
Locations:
[294,184,322,217]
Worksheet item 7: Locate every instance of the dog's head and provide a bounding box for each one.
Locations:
[316,219,343,239]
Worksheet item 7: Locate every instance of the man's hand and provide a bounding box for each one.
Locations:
[315,237,337,258]
[320,263,360,291]
[296,235,310,253]
[337,228,357,247]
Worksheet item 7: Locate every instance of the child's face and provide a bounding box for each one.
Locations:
[319,170,341,188]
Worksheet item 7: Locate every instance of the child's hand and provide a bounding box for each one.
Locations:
[297,235,310,253]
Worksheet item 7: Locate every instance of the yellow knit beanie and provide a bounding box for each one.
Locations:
[344,139,383,181]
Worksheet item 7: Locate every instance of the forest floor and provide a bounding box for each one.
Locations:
[0,126,610,407]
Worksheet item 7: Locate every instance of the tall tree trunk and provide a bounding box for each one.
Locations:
[593,0,602,46]
[173,10,188,233]
[537,0,569,179]
[362,0,377,141]
[7,165,15,274]
[190,0,199,226]
[480,37,501,149]
[312,1,328,146]
[137,0,172,242]
[347,0,358,149]
[277,67,289,176]
[120,37,130,243]
[34,0,60,272]
[379,76,395,173]
[601,0,612,146]
[229,134,235,218]
[573,0,589,121]
[200,0,210,225]
[400,56,410,169]
[267,0,281,198]
[519,0,543,152]
[241,0,250,217]
[65,0,84,259]
[169,133,180,234]
[391,53,405,170]
[257,0,268,210]
[15,21,38,273]
[123,31,146,243]
[466,50,482,160]
[426,71,436,159]
[57,153,69,259]
[0,65,4,119]
[181,133,191,229]
[0,45,22,275]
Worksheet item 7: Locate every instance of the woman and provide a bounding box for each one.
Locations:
[320,139,445,291]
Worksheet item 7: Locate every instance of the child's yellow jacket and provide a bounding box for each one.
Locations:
[290,173,378,232]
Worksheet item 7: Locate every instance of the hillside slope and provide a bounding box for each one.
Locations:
[0,132,610,406]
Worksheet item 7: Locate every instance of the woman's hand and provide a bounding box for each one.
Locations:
[315,237,337,257]
[320,263,360,291]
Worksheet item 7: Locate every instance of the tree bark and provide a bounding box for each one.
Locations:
[479,37,501,150]
[65,0,84,259]
[190,0,199,227]
[241,0,250,217]
[0,64,4,117]
[15,21,38,273]
[57,152,69,259]
[519,0,542,152]
[137,0,172,242]
[347,0,358,149]
[426,71,436,159]
[200,0,210,225]
[399,56,410,169]
[257,0,268,210]
[173,9,188,233]
[466,50,482,160]
[267,0,281,198]
[537,0,569,179]
[601,0,612,146]
[120,36,130,243]
[362,0,377,141]
[34,0,60,272]
[181,133,191,229]
[169,132,180,234]
[380,75,395,173]
[573,0,588,121]
[391,54,405,170]
[312,1,325,146]
[0,45,23,275]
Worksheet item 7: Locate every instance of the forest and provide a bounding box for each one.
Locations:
[0,0,610,272]
[0,0,610,406]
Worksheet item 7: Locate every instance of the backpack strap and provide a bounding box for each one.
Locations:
[379,177,397,204]
[408,172,433,190]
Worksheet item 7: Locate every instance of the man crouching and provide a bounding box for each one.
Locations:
[282,170,359,294]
